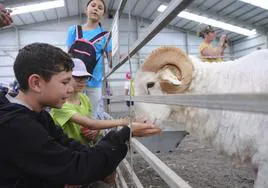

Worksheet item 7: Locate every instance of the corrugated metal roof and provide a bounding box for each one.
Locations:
[1,0,268,41]
[109,0,268,41]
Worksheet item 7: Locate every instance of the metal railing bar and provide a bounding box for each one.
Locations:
[122,159,144,188]
[105,93,268,114]
[131,138,192,188]
[117,167,129,188]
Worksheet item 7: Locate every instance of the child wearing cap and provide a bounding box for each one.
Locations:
[198,25,227,63]
[51,59,136,146]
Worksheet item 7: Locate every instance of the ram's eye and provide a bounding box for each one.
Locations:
[146,82,155,89]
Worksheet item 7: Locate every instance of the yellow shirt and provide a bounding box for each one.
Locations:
[199,42,222,63]
[50,93,103,146]
[124,79,135,96]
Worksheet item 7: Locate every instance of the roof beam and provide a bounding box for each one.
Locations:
[16,15,25,25]
[64,0,70,17]
[147,1,161,19]
[29,12,38,23]
[189,6,268,35]
[42,11,49,21]
[217,0,239,14]
[108,0,115,13]
[139,0,151,17]
[157,0,268,34]
[129,0,140,15]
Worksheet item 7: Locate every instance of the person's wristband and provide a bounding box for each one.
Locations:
[120,118,129,126]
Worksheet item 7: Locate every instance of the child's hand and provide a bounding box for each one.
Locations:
[131,122,161,137]
[87,130,99,140]
[81,127,99,141]
[219,34,227,48]
[119,117,129,125]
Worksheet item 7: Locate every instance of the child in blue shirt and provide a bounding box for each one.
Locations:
[66,0,112,116]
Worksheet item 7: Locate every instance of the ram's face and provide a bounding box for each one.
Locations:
[134,47,194,126]
[135,46,194,96]
[134,70,178,127]
[135,71,162,96]
[140,47,194,94]
[135,66,183,96]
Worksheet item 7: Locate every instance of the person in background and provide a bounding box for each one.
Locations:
[66,0,111,117]
[0,3,12,28]
[124,72,134,107]
[0,43,161,187]
[198,25,227,63]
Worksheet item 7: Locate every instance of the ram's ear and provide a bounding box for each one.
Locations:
[158,65,182,94]
[142,46,194,94]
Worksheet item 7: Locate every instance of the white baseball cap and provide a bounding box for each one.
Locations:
[72,58,91,77]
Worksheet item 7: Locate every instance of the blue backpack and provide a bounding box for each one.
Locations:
[68,25,108,75]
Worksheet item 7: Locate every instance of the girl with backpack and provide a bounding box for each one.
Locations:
[66,0,111,117]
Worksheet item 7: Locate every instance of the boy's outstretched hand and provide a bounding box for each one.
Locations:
[131,122,161,137]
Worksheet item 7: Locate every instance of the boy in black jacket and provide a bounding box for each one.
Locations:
[0,43,160,188]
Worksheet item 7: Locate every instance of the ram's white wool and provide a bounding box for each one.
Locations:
[135,49,268,188]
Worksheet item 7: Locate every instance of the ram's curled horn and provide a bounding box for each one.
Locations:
[142,46,194,93]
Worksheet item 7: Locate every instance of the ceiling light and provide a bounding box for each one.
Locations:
[157,5,257,36]
[9,0,65,15]
[238,0,268,10]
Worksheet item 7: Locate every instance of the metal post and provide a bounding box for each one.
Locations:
[266,33,268,49]
[185,31,189,54]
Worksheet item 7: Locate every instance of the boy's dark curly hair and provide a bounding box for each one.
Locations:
[13,43,74,91]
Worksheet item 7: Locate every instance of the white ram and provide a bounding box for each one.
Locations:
[134,47,268,188]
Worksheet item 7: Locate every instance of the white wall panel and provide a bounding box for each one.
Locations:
[19,30,67,46]
[0,30,18,47]
[118,32,137,45]
[119,19,137,32]
[0,56,14,66]
[233,34,266,58]
[0,67,15,76]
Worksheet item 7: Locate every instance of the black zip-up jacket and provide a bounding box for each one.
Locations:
[0,91,130,188]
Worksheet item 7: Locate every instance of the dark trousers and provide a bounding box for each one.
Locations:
[126,101,134,107]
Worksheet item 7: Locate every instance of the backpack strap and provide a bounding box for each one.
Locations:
[75,25,83,40]
[89,31,108,43]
